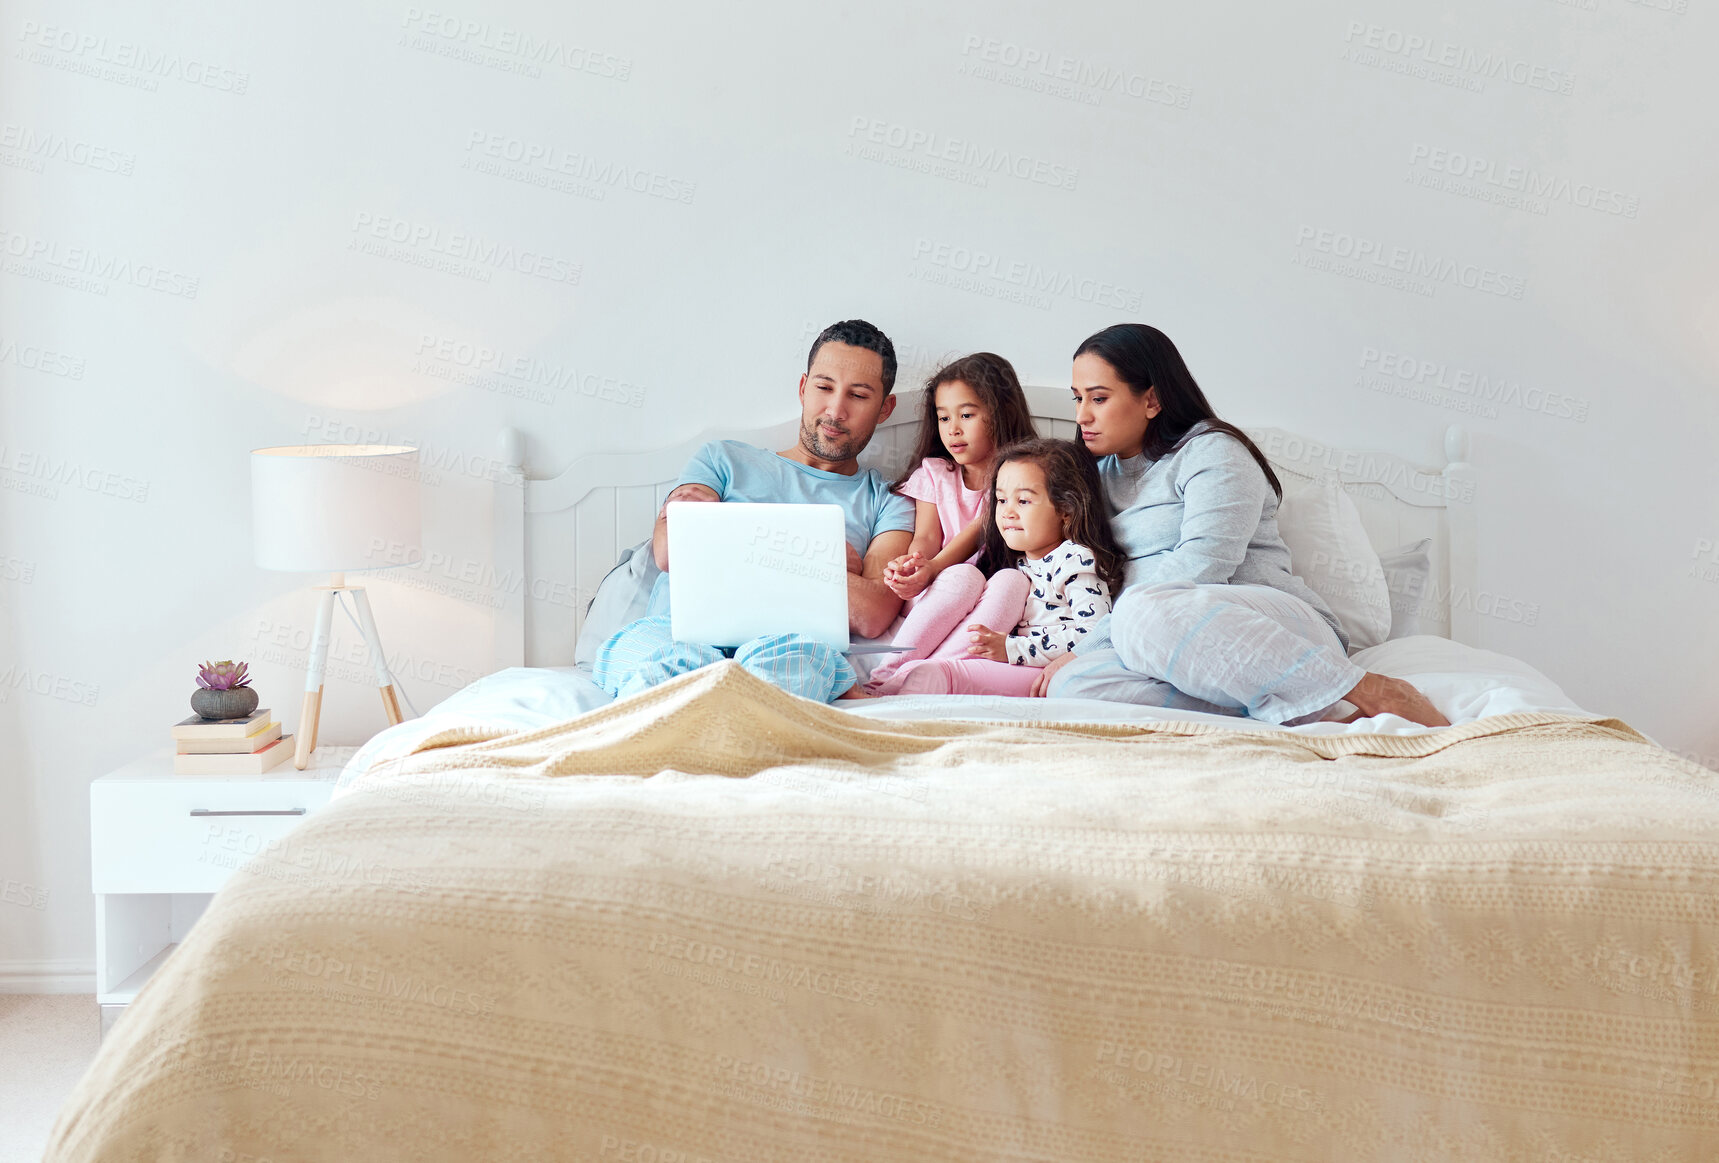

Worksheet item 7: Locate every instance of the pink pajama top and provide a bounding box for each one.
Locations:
[899,457,987,564]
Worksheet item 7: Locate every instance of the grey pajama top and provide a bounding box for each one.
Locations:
[1077,422,1347,652]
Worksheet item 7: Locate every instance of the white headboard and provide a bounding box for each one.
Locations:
[488,386,1475,667]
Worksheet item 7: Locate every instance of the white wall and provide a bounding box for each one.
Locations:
[3,0,1715,986]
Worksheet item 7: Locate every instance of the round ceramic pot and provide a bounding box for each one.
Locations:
[191,686,259,720]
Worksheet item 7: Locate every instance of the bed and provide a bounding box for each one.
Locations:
[48,396,1719,1161]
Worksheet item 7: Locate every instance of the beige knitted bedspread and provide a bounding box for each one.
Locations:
[49,662,1719,1161]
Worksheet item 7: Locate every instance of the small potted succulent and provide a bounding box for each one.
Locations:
[191,659,259,720]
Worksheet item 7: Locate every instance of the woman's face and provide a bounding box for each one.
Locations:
[1071,352,1159,459]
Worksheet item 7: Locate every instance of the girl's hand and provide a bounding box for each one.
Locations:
[885,552,930,598]
[965,624,1008,662]
[1029,651,1076,697]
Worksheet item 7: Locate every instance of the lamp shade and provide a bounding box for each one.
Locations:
[251,444,421,572]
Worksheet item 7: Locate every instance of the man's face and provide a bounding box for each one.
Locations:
[796,341,894,462]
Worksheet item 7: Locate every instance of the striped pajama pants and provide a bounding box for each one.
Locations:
[1049,581,1365,726]
[593,614,856,703]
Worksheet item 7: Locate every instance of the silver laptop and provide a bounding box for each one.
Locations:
[666,502,899,654]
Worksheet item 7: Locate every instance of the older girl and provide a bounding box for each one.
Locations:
[1035,324,1448,727]
[863,353,1038,693]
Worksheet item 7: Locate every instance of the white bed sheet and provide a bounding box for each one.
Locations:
[337,637,1590,794]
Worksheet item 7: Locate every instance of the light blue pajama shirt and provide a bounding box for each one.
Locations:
[594,440,916,703]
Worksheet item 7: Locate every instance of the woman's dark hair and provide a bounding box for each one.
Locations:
[976,438,1126,597]
[1073,323,1282,499]
[892,352,1038,492]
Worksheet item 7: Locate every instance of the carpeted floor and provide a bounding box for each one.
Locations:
[0,995,100,1163]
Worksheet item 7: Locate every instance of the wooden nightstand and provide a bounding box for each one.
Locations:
[90,747,354,1038]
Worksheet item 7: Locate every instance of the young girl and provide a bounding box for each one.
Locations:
[883,439,1126,696]
[861,353,1037,694]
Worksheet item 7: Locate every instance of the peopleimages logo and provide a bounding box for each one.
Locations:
[1254,431,1473,504]
[1,878,49,910]
[462,131,696,204]
[0,553,36,585]
[366,538,592,611]
[1094,1041,1325,1113]
[1692,538,1719,584]
[1340,22,1574,94]
[712,1053,941,1125]
[1408,144,1639,219]
[0,665,100,706]
[911,238,1144,312]
[300,414,525,488]
[1293,225,1526,300]
[0,336,85,379]
[399,8,632,79]
[0,227,200,299]
[0,123,135,175]
[16,21,250,93]
[596,1135,722,1163]
[744,520,844,585]
[0,444,150,503]
[957,34,1192,108]
[250,617,478,692]
[649,935,880,1006]
[349,211,582,284]
[414,333,648,408]
[264,943,495,1016]
[846,115,1078,191]
[1358,347,1589,422]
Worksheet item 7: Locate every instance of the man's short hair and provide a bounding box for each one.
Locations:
[806,319,897,394]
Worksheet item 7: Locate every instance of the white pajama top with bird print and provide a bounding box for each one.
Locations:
[1006,540,1113,665]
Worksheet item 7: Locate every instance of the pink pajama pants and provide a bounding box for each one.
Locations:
[888,656,1044,696]
[864,564,1030,695]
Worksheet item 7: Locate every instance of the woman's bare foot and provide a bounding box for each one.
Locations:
[1343,673,1450,727]
[835,685,876,700]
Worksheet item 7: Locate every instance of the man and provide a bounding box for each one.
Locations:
[593,320,916,702]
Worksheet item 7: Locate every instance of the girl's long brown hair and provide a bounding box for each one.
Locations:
[892,353,1038,492]
[976,438,1126,596]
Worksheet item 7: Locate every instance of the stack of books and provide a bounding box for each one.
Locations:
[172,709,293,775]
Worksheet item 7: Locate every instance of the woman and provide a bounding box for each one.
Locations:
[1032,323,1447,727]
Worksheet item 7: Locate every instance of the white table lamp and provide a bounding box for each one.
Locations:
[251,444,422,769]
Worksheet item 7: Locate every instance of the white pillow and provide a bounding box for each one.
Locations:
[573,536,661,671]
[1348,636,1586,722]
[1379,537,1444,639]
[1276,476,1391,650]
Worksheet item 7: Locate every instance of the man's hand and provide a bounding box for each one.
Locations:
[666,483,719,507]
[652,483,720,571]
[849,529,912,639]
[965,624,1008,663]
[1029,651,1076,697]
